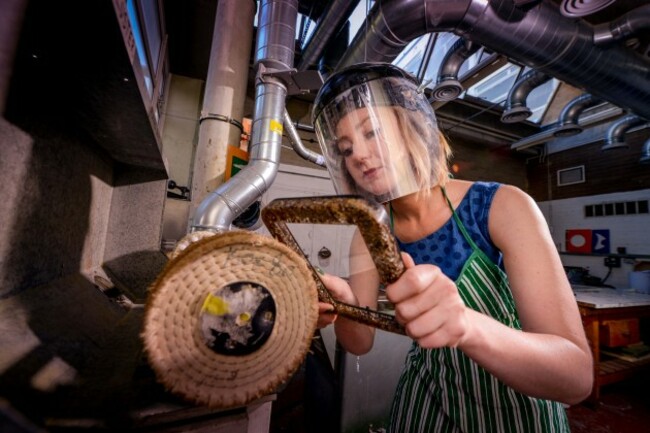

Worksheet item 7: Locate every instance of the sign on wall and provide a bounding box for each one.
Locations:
[566,229,610,254]
[225,145,249,181]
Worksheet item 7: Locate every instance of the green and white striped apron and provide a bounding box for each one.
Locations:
[388,190,570,433]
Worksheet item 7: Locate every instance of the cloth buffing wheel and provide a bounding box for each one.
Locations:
[143,231,318,409]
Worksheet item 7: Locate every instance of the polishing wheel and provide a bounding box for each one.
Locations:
[143,230,318,409]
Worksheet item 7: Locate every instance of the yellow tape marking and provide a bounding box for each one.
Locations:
[270,119,283,135]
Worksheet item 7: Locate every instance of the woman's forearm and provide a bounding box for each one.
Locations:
[459,308,593,404]
[334,316,375,355]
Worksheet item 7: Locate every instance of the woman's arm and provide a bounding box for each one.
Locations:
[318,229,381,355]
[386,185,593,404]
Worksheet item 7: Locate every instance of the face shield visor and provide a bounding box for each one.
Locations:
[313,76,444,203]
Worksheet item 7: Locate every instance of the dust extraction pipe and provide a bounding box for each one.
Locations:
[282,0,361,168]
[640,138,650,164]
[297,0,361,71]
[553,93,603,137]
[501,70,550,123]
[431,38,479,101]
[593,4,650,46]
[192,0,299,232]
[601,114,648,151]
[336,0,650,119]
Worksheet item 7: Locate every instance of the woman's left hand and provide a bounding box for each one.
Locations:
[386,252,471,349]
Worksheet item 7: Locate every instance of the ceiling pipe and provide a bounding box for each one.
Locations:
[431,38,479,101]
[553,93,603,137]
[513,0,541,6]
[501,70,551,124]
[280,0,359,168]
[283,110,325,166]
[297,0,361,71]
[559,0,616,18]
[593,4,650,46]
[336,0,650,120]
[640,137,650,164]
[192,0,299,233]
[601,114,647,151]
[511,103,623,151]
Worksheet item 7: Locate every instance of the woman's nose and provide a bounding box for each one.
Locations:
[350,140,372,163]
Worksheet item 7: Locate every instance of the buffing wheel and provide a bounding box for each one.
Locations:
[143,230,318,409]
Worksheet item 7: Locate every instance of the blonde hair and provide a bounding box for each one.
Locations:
[335,105,451,201]
[391,106,451,201]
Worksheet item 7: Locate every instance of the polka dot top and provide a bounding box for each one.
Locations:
[396,181,504,281]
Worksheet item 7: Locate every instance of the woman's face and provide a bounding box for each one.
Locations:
[335,106,407,197]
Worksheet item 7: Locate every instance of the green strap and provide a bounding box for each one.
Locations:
[389,187,482,253]
[441,186,480,252]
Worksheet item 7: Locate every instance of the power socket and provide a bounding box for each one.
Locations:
[604,256,621,268]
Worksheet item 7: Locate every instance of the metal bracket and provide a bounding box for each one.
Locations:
[258,64,324,95]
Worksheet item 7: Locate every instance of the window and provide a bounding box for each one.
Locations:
[389,29,561,125]
[585,200,649,217]
[125,0,166,124]
[557,166,585,186]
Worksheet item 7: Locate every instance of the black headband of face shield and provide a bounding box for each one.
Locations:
[320,78,424,134]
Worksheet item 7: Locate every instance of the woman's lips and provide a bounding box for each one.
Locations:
[363,167,382,180]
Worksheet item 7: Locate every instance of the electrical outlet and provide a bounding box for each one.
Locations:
[604,256,621,268]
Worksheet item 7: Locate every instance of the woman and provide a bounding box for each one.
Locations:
[311,63,593,432]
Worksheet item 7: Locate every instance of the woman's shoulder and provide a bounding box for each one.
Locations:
[447,179,502,208]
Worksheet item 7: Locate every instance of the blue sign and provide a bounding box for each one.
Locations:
[591,229,610,254]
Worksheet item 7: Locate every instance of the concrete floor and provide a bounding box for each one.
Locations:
[567,372,650,433]
[272,369,650,433]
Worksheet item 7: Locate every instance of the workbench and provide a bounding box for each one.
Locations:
[573,286,650,403]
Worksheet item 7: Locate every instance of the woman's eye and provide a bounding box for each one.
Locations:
[340,147,353,157]
[364,129,378,140]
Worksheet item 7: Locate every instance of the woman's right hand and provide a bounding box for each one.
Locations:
[316,272,358,328]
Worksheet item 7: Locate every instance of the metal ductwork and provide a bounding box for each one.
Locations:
[553,94,603,137]
[297,0,361,71]
[283,109,325,166]
[336,0,650,120]
[601,114,647,151]
[593,4,650,46]
[192,0,298,232]
[513,0,541,6]
[501,70,550,124]
[641,137,650,164]
[559,0,616,18]
[281,0,360,168]
[431,38,479,101]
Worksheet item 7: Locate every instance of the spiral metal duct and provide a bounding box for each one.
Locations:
[640,138,650,164]
[553,94,603,137]
[501,70,551,124]
[192,0,299,232]
[593,4,650,46]
[601,114,647,151]
[559,0,616,18]
[337,0,650,120]
[431,38,479,102]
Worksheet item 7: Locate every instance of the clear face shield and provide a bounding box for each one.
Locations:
[313,76,443,203]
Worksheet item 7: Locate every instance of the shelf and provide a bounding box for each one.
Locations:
[598,356,650,386]
[561,252,650,259]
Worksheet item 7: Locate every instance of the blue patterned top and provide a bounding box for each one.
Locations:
[396,181,503,280]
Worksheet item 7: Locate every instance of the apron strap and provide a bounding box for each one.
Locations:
[441,186,480,252]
